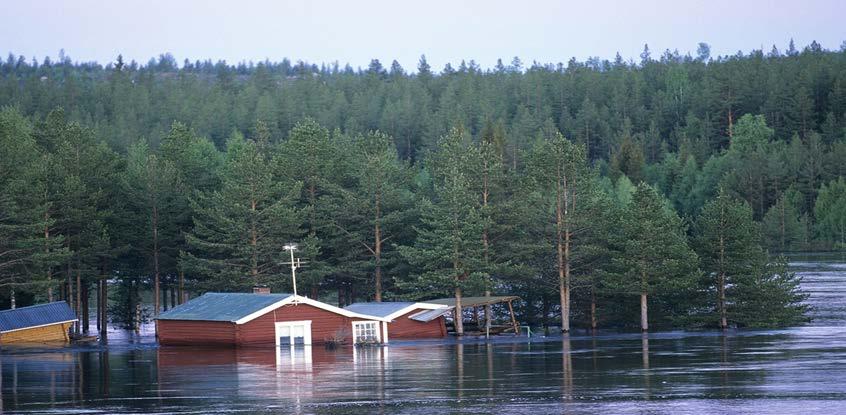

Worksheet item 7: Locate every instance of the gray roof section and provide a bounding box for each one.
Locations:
[409,307,453,322]
[344,302,418,318]
[157,292,292,322]
[0,302,77,333]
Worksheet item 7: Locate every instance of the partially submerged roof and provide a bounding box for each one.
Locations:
[344,302,417,318]
[157,293,293,322]
[344,301,448,321]
[0,302,77,333]
[426,296,520,308]
[409,307,453,323]
[158,292,392,324]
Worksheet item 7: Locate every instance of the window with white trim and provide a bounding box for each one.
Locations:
[352,321,380,344]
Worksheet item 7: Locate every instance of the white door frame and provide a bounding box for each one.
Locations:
[275,320,312,346]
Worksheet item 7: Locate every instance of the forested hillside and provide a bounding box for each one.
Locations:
[1,41,842,332]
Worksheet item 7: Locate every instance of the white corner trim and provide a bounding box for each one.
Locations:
[234,295,392,325]
[383,302,450,321]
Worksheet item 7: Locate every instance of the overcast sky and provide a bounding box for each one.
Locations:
[3,0,844,71]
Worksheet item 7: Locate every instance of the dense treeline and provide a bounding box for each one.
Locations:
[2,40,841,333]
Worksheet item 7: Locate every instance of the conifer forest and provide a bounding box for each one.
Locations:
[5,40,846,333]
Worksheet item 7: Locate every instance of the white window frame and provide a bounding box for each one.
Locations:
[351,320,381,344]
[275,320,312,346]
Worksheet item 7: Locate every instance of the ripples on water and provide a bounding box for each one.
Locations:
[2,253,846,414]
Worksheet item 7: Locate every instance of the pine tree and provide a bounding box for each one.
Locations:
[159,121,222,303]
[526,132,588,332]
[762,188,808,251]
[33,109,117,333]
[814,177,846,248]
[333,131,413,301]
[0,107,64,307]
[693,189,766,328]
[122,142,183,316]
[399,128,485,335]
[731,256,807,327]
[276,119,341,296]
[182,131,304,292]
[611,183,698,331]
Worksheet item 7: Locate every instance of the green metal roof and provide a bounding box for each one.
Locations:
[157,292,292,322]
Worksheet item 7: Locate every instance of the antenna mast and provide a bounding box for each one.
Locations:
[282,243,303,298]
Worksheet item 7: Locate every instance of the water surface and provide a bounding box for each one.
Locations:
[2,253,846,414]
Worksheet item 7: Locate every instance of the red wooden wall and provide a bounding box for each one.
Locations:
[157,303,446,346]
[157,320,237,346]
[237,303,366,346]
[388,309,447,339]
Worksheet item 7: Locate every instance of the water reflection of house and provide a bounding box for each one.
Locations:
[343,302,450,340]
[156,292,392,346]
[0,302,77,344]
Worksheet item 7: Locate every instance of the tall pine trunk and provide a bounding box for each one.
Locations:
[45,210,53,302]
[81,282,89,333]
[178,271,185,304]
[152,203,160,316]
[454,284,464,336]
[719,228,728,329]
[374,191,382,302]
[250,197,258,284]
[76,267,82,335]
[590,288,597,331]
[640,292,648,331]
[557,172,571,333]
[481,160,492,335]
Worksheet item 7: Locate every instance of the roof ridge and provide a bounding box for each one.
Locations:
[0,301,69,314]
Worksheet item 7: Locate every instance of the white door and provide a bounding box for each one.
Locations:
[275,321,312,346]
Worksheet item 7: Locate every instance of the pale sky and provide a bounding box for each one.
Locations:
[3,0,844,71]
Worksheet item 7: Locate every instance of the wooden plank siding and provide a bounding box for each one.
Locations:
[157,320,237,346]
[237,303,370,346]
[388,310,447,339]
[0,322,73,344]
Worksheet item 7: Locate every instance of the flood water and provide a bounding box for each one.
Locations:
[2,253,846,414]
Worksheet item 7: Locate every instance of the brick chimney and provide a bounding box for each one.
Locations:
[253,286,270,294]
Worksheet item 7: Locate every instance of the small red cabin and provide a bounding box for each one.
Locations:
[156,293,390,346]
[343,302,450,340]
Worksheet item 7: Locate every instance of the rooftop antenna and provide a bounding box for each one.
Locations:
[282,243,304,299]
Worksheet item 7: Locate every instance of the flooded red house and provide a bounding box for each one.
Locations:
[156,293,391,346]
[343,302,450,340]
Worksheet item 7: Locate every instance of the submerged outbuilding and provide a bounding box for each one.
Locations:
[156,293,392,346]
[0,302,77,344]
[343,302,450,339]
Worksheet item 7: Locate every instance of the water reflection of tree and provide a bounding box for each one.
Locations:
[562,335,573,401]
